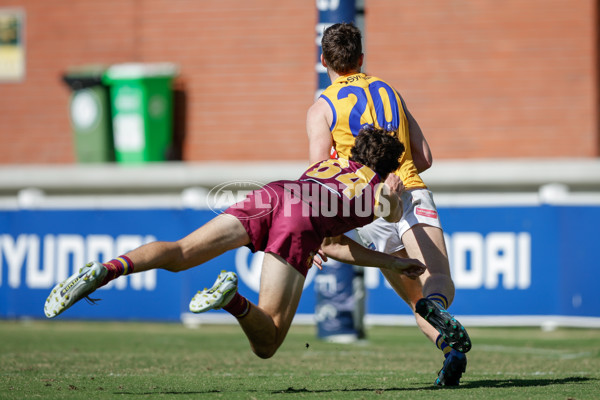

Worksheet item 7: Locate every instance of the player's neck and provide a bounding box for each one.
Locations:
[328,69,361,82]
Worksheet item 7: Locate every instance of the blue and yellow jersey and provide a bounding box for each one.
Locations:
[320,73,426,189]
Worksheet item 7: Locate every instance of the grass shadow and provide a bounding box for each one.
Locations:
[271,376,595,394]
[460,376,594,389]
[113,376,596,395]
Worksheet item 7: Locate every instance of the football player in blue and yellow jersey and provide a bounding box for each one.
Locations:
[306,23,471,387]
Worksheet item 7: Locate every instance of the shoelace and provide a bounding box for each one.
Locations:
[83,296,101,305]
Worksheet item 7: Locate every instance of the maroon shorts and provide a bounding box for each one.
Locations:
[223,182,320,277]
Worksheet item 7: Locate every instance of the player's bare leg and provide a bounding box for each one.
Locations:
[402,224,470,351]
[45,214,250,318]
[191,252,305,359]
[401,224,454,304]
[379,256,440,344]
[126,214,251,273]
[388,225,469,385]
[235,253,305,359]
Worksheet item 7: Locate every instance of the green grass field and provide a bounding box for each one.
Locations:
[1,320,598,399]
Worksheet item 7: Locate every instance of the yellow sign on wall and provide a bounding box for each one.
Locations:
[0,9,25,82]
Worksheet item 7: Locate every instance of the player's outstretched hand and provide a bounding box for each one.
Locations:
[384,173,405,196]
[312,249,327,270]
[389,257,426,279]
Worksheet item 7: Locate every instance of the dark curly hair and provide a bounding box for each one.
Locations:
[321,23,362,74]
[350,126,405,178]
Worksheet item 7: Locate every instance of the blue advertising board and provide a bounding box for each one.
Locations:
[0,204,598,323]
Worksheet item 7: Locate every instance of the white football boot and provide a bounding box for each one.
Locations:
[44,262,108,318]
[189,271,238,313]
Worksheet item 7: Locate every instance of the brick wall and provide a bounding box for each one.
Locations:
[0,1,138,163]
[366,0,598,159]
[0,0,596,164]
[136,0,315,161]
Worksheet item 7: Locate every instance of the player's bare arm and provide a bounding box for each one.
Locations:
[405,104,433,173]
[319,235,425,279]
[306,98,334,164]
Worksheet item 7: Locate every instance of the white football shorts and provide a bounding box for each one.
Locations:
[357,188,443,253]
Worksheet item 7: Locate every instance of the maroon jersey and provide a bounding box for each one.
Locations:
[225,158,382,276]
[296,158,382,237]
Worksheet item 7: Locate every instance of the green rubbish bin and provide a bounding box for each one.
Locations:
[63,65,115,163]
[103,63,178,163]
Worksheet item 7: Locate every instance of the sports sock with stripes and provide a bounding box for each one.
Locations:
[427,293,449,309]
[101,255,134,287]
[223,292,251,318]
[428,293,451,356]
[436,334,453,357]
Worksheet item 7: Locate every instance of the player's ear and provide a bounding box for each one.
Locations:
[321,53,327,68]
[358,53,364,68]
